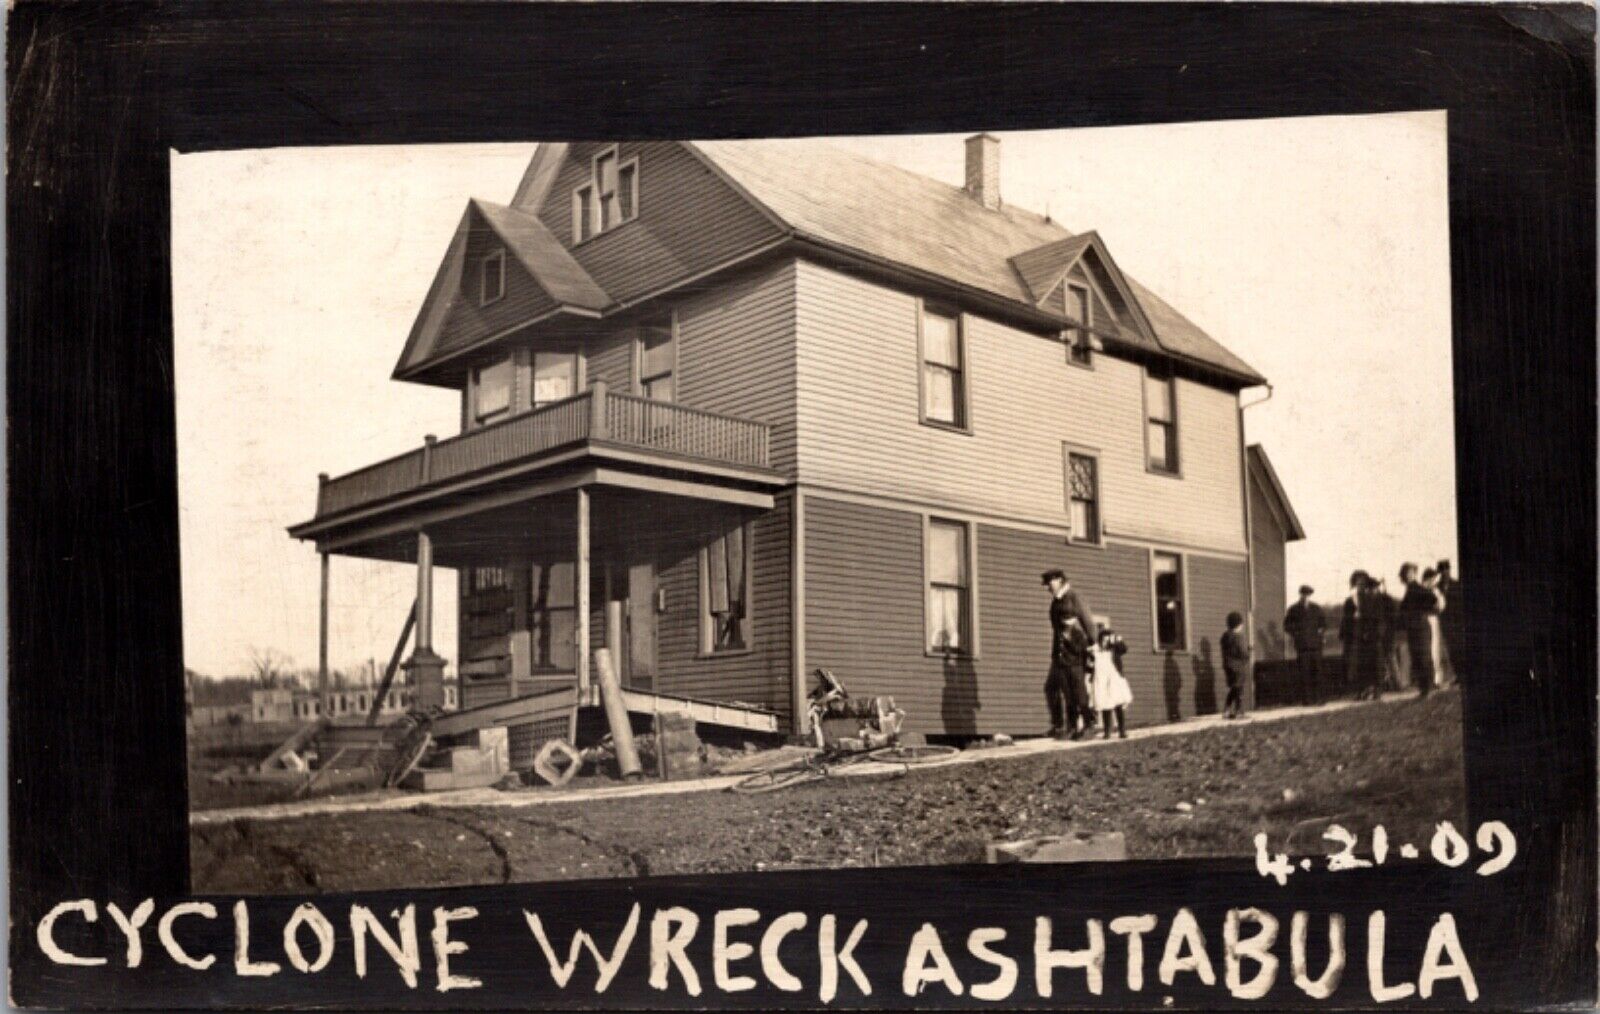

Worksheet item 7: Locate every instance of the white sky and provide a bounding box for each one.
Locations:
[172,112,1454,678]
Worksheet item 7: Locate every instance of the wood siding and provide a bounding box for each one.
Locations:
[536,142,784,306]
[435,211,560,360]
[804,493,1251,736]
[794,260,1246,553]
[1250,474,1289,660]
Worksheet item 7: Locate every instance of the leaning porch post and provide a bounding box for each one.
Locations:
[404,527,447,711]
[318,551,331,720]
[576,487,592,702]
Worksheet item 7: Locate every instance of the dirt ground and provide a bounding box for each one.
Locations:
[190,691,1466,893]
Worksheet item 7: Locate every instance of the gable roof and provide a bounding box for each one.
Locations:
[394,198,609,378]
[688,138,1265,386]
[1248,444,1306,542]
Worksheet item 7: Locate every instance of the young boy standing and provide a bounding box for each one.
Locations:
[1221,611,1251,719]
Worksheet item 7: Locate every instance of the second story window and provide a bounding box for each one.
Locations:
[480,248,505,305]
[1066,283,1092,367]
[532,351,577,407]
[920,304,967,430]
[474,358,512,422]
[637,318,675,402]
[1066,449,1101,544]
[1145,367,1179,474]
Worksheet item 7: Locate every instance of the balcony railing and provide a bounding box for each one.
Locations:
[314,382,772,519]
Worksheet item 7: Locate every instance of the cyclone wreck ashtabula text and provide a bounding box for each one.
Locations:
[35,898,1479,1003]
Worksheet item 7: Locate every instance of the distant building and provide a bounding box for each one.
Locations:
[1246,444,1307,661]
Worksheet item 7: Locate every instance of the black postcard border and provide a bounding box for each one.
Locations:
[7,3,1595,1008]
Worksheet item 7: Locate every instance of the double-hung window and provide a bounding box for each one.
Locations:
[532,351,578,406]
[480,249,505,305]
[474,358,513,422]
[700,524,753,653]
[1145,367,1179,474]
[1152,551,1187,650]
[572,147,639,242]
[529,561,576,670]
[926,518,973,654]
[637,319,675,402]
[920,305,967,429]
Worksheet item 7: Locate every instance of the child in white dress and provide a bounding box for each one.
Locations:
[1089,626,1132,739]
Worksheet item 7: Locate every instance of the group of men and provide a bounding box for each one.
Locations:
[1282,559,1461,704]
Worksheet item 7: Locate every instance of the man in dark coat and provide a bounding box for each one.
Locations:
[1283,585,1327,705]
[1399,563,1442,698]
[1043,568,1097,740]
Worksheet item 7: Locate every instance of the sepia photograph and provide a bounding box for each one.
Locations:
[175,115,1467,893]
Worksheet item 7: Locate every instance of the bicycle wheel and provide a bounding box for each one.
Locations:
[866,744,960,766]
[729,763,825,795]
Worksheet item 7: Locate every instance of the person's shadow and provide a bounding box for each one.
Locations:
[1162,652,1183,722]
[1194,638,1219,715]
[940,653,978,736]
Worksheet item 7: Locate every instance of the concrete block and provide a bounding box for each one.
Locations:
[986,831,1126,864]
[402,767,505,792]
[533,739,581,787]
[452,726,510,773]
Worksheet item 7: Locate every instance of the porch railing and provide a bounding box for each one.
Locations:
[314,383,772,519]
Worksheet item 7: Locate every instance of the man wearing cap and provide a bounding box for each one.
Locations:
[1283,585,1327,705]
[1042,569,1098,739]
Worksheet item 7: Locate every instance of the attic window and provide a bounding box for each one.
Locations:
[480,249,505,306]
[572,147,639,242]
[1065,283,1092,367]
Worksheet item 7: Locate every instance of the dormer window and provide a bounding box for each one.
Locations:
[571,146,639,243]
[1065,283,1092,367]
[480,248,505,306]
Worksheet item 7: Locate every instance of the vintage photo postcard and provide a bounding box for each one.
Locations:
[9,3,1593,1011]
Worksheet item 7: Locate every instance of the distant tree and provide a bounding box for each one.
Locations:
[246,646,294,688]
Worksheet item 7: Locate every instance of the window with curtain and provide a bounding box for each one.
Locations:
[474,358,513,421]
[528,561,576,670]
[926,518,972,653]
[1145,367,1179,473]
[532,351,578,406]
[920,306,966,428]
[701,523,753,653]
[638,319,675,402]
[1153,551,1186,650]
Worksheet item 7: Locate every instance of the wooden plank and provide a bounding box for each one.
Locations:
[366,600,416,726]
[318,553,331,718]
[627,561,657,682]
[427,687,580,739]
[259,718,330,772]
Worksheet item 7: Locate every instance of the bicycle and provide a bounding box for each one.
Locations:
[729,669,959,794]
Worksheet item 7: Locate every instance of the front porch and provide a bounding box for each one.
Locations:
[288,386,792,758]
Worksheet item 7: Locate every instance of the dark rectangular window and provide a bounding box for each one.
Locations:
[926,518,972,653]
[1066,283,1092,366]
[618,160,638,220]
[596,150,619,231]
[1145,368,1179,473]
[480,249,505,305]
[529,561,576,670]
[920,306,966,429]
[1153,551,1186,650]
[701,524,753,653]
[638,319,675,402]
[1067,451,1100,544]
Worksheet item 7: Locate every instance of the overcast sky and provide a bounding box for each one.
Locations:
[172,111,1453,678]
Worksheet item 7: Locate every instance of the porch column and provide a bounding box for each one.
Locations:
[318,551,331,720]
[576,488,592,701]
[404,527,447,711]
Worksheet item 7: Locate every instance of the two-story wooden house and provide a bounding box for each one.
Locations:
[290,135,1269,750]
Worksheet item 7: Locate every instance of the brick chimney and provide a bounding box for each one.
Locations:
[964,133,1001,210]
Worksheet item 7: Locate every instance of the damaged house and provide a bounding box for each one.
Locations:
[289,135,1273,765]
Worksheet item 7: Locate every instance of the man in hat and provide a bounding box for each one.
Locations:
[1042,568,1098,739]
[1283,584,1327,705]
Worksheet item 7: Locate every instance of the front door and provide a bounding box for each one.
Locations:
[621,561,657,690]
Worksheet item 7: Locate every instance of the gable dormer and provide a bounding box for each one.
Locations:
[392,198,610,383]
[1008,231,1163,362]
